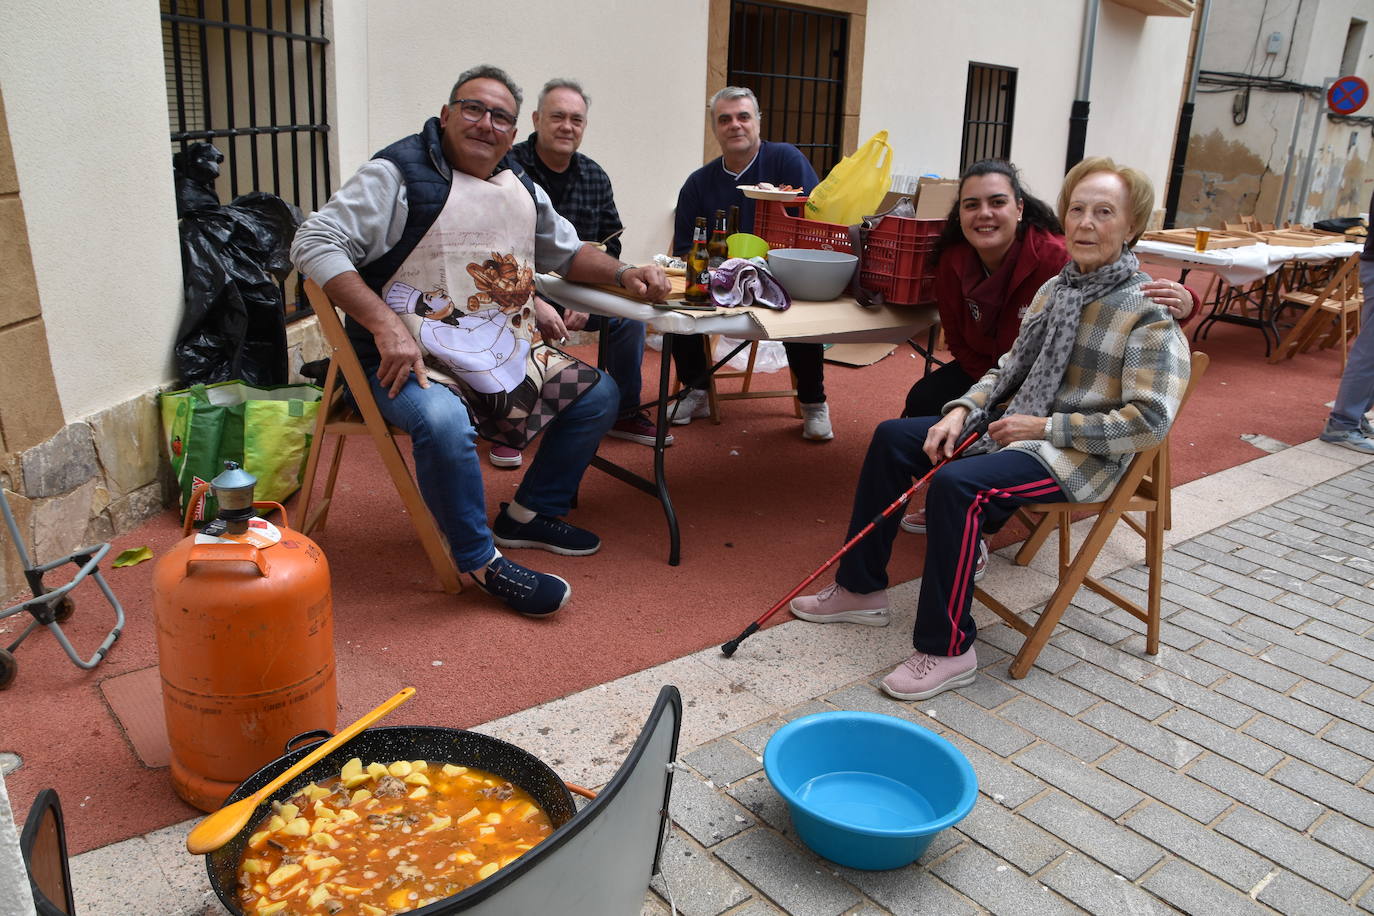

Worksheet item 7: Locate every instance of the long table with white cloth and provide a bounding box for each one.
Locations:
[538,275,938,564]
[1134,239,1361,352]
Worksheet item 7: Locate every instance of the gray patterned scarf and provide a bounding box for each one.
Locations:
[959,247,1140,453]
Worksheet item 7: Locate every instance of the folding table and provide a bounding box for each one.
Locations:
[1134,239,1361,354]
[540,275,938,565]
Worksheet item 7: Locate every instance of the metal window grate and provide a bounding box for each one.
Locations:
[161,0,331,319]
[727,0,848,178]
[961,62,1017,171]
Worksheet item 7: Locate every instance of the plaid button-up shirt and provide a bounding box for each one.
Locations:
[508,135,623,260]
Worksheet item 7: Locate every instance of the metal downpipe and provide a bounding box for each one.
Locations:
[1067,0,1100,172]
[1164,0,1212,227]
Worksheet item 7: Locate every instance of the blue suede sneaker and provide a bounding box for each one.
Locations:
[1319,423,1374,455]
[492,503,601,556]
[473,555,570,617]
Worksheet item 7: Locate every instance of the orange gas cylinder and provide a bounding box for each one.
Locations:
[152,464,336,812]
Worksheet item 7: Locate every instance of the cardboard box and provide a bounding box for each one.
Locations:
[914,177,959,220]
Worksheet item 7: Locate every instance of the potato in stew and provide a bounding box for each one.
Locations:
[235,757,553,915]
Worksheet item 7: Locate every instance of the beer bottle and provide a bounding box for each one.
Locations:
[708,210,729,268]
[685,217,711,305]
[728,204,741,238]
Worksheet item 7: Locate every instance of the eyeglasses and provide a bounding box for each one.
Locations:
[448,98,517,133]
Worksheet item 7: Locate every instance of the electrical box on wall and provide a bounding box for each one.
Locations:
[1267,32,1284,55]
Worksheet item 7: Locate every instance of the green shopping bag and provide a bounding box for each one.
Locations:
[160,380,323,521]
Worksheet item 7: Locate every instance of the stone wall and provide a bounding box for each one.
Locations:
[1,391,174,600]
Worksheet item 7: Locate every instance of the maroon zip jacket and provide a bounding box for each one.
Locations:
[934,225,1069,379]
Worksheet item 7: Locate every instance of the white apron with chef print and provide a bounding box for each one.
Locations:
[381,169,599,449]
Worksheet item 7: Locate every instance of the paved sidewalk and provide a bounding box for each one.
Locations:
[61,439,1374,915]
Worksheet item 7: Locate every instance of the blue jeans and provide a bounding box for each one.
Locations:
[364,363,618,573]
[585,315,646,417]
[837,417,1063,656]
[1328,261,1374,432]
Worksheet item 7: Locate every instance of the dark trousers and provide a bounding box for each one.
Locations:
[835,417,1064,657]
[670,334,826,404]
[902,360,976,418]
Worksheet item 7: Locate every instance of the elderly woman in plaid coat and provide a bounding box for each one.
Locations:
[791,156,1192,702]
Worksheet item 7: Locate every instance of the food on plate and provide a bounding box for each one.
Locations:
[755,182,800,192]
[235,757,553,915]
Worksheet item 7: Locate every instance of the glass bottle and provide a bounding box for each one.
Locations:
[708,210,729,269]
[685,217,711,304]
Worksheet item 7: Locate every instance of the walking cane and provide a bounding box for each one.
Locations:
[720,431,981,658]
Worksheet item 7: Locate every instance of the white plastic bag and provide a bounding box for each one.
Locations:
[713,336,788,373]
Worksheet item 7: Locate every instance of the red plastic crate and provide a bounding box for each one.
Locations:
[754,200,943,304]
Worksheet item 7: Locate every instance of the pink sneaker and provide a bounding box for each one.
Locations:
[900,508,927,534]
[489,445,523,469]
[789,582,889,627]
[881,647,978,701]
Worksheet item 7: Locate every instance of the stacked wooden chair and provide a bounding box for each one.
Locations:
[1269,254,1363,368]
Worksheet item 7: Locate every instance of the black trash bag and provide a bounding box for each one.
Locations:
[173,142,302,387]
[1314,216,1364,233]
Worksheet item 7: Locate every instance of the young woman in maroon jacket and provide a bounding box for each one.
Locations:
[900,159,1195,538]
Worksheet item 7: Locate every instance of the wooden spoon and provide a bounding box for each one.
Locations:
[185,686,417,855]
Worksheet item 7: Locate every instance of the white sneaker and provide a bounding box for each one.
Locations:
[669,389,710,426]
[801,402,834,441]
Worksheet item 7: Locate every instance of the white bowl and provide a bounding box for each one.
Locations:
[766,249,859,301]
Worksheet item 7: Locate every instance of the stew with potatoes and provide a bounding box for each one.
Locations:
[235,757,553,915]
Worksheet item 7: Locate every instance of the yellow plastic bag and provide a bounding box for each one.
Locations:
[804,130,893,226]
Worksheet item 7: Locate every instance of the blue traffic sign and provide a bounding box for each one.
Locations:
[1328,76,1369,114]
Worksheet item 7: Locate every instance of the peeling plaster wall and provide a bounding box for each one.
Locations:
[1178,0,1374,227]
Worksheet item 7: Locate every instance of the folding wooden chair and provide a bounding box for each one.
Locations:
[1270,254,1363,369]
[297,279,461,593]
[975,351,1209,678]
[703,336,801,423]
[670,336,801,423]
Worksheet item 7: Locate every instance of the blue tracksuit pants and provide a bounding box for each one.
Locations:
[835,417,1065,657]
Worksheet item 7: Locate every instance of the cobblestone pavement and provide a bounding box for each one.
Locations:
[638,459,1374,916]
[57,444,1374,914]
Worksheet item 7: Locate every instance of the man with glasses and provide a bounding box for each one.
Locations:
[504,78,666,461]
[669,86,831,441]
[292,64,670,617]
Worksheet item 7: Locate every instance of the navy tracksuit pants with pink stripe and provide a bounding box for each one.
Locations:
[834,417,1065,658]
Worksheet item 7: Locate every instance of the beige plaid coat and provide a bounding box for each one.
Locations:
[948,270,1192,503]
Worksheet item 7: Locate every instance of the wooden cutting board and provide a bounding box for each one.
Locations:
[1139,228,1259,249]
[592,273,690,302]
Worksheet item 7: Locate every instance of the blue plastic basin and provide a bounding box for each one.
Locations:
[763,710,978,870]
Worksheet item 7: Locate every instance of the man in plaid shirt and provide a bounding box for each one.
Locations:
[504,78,665,465]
